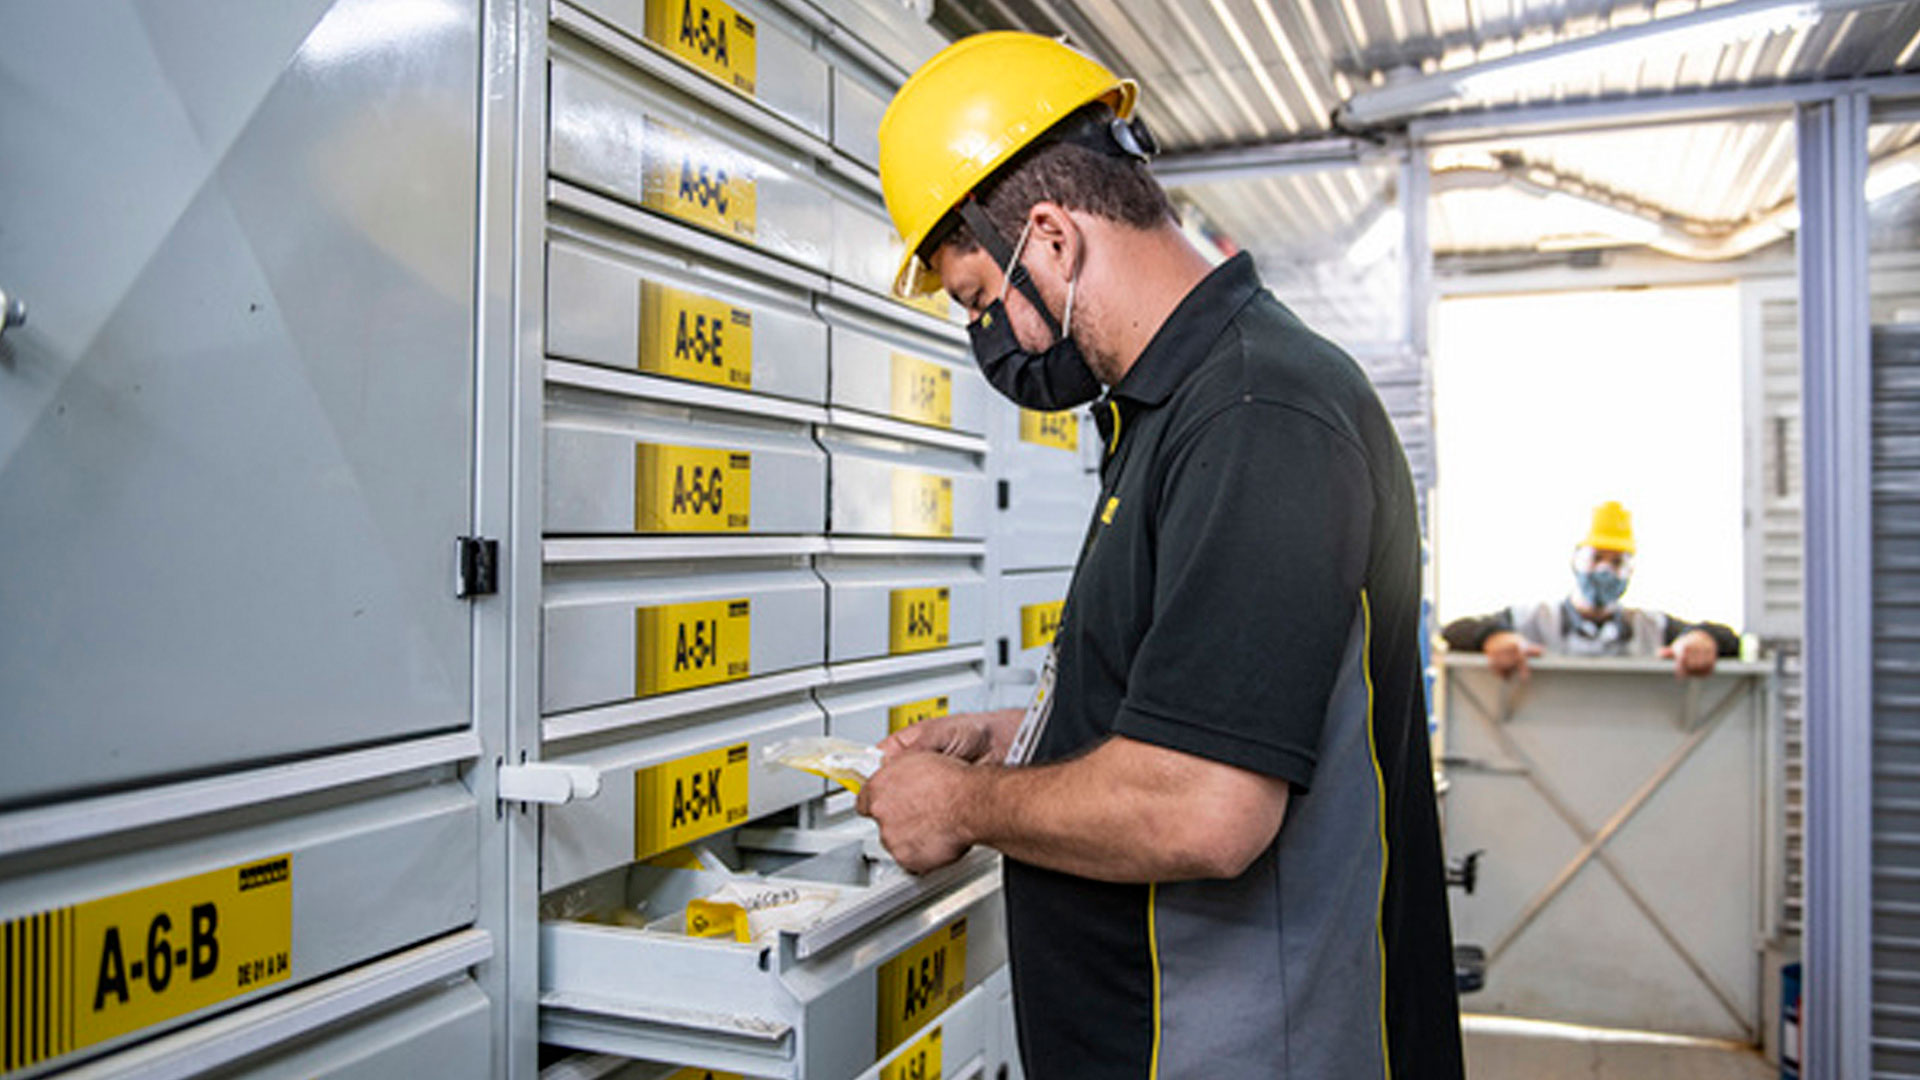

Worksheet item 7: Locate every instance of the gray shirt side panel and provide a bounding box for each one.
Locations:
[1155,604,1388,1079]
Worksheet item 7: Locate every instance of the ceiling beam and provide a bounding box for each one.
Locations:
[1153,136,1397,187]
[1337,0,1916,129]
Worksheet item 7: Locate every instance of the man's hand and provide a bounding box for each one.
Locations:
[877,709,1022,763]
[1659,629,1720,678]
[856,752,983,874]
[1483,630,1544,679]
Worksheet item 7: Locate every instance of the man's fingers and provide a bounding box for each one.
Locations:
[1524,643,1545,656]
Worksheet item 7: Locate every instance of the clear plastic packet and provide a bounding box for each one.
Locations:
[685,879,842,942]
[762,736,885,793]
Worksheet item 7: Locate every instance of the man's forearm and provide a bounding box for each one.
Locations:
[956,736,1287,884]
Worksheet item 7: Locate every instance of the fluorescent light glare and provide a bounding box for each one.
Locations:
[1866,160,1920,202]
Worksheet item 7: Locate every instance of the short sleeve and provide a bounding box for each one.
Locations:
[1110,402,1373,790]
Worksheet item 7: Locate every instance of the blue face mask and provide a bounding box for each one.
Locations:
[1574,566,1629,611]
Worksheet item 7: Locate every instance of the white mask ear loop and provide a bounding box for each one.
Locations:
[1062,266,1077,341]
[1003,218,1036,284]
[1003,215,1078,345]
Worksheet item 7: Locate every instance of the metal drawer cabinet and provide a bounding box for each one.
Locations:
[559,0,831,143]
[547,238,827,405]
[541,557,825,716]
[541,694,830,890]
[988,405,1099,574]
[825,315,986,440]
[544,395,826,537]
[549,55,834,271]
[0,779,477,1077]
[539,840,1006,1080]
[819,433,989,542]
[816,555,986,665]
[815,668,990,750]
[987,570,1071,710]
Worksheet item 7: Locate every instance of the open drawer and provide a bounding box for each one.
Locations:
[539,835,1005,1080]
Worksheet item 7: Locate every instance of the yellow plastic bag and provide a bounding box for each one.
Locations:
[763,736,884,793]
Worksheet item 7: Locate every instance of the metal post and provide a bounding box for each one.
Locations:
[1403,147,1432,363]
[1797,90,1874,1080]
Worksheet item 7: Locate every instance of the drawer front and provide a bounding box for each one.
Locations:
[991,568,1070,681]
[542,696,828,889]
[855,980,993,1080]
[544,417,826,536]
[540,860,1008,1080]
[0,783,476,1076]
[542,565,824,714]
[822,437,988,541]
[828,325,986,438]
[568,0,831,140]
[203,977,491,1079]
[547,239,827,404]
[816,669,990,749]
[550,58,833,268]
[831,69,886,171]
[818,558,986,664]
[829,198,960,326]
[995,472,1098,574]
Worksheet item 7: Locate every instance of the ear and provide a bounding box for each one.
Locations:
[1024,201,1082,278]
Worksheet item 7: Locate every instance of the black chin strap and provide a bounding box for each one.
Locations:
[955,197,1063,337]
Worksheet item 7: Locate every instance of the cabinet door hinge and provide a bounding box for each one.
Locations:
[456,536,499,598]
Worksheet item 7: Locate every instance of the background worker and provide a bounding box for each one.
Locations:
[856,32,1462,1080]
[1441,500,1740,679]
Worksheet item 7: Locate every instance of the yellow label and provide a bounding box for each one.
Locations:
[635,444,751,533]
[1,856,292,1072]
[881,1025,944,1080]
[635,598,752,697]
[888,587,950,655]
[891,470,954,538]
[889,353,953,429]
[635,743,752,860]
[1101,496,1120,525]
[1019,409,1079,451]
[877,919,968,1054]
[639,281,753,390]
[888,696,950,735]
[1020,600,1065,650]
[645,0,757,93]
[643,117,757,239]
[684,900,751,943]
[665,1068,745,1080]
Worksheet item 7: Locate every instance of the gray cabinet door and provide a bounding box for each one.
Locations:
[0,1,481,803]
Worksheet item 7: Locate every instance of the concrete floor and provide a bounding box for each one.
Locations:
[1463,1015,1776,1080]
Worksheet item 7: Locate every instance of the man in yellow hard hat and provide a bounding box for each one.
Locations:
[1441,501,1739,679]
[853,32,1463,1080]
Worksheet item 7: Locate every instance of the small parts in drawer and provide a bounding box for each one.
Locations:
[764,736,884,792]
[686,879,841,943]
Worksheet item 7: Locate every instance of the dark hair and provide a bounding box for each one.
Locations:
[928,102,1177,258]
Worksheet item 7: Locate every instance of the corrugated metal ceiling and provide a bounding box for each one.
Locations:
[929,0,1920,257]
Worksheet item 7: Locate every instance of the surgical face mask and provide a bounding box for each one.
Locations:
[964,219,1102,412]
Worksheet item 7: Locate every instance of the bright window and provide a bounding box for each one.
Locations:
[1433,284,1745,631]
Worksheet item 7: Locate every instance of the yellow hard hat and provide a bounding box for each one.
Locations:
[1583,501,1636,554]
[878,32,1137,297]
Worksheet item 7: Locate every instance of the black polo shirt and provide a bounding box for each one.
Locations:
[1002,253,1462,1079]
